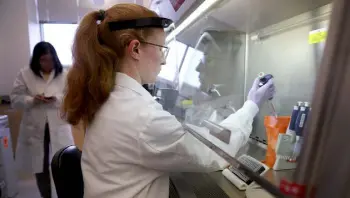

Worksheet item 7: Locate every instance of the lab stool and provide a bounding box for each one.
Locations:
[51,145,83,198]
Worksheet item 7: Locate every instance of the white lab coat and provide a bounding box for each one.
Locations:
[82,72,259,198]
[10,67,74,175]
[185,97,255,158]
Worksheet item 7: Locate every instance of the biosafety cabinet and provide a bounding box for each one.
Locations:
[150,0,335,197]
[153,0,332,143]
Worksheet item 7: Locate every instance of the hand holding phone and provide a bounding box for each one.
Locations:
[34,95,46,104]
[43,96,57,102]
[44,96,55,100]
[34,95,56,104]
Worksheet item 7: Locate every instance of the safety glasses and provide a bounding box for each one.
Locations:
[141,41,170,58]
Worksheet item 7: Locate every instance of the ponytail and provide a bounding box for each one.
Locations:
[62,11,117,125]
[62,4,159,126]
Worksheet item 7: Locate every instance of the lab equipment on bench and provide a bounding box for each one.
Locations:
[274,101,304,168]
[0,115,18,198]
[289,102,310,162]
[271,101,311,168]
[222,155,269,190]
[273,134,297,170]
[183,124,284,197]
[285,104,300,143]
[264,116,291,168]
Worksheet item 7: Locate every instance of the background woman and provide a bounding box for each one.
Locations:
[11,41,74,198]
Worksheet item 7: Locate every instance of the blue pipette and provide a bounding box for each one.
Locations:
[286,105,299,142]
[289,102,310,161]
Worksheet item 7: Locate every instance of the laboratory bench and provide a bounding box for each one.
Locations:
[171,141,295,198]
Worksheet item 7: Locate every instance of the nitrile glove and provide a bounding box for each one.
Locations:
[247,77,276,107]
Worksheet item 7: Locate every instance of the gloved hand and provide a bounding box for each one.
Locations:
[247,77,276,107]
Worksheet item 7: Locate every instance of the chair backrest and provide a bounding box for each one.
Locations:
[51,145,84,198]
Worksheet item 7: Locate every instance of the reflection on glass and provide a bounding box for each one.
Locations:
[155,0,333,149]
[178,46,203,90]
[180,30,246,126]
[153,0,334,194]
[170,1,333,144]
[158,40,187,83]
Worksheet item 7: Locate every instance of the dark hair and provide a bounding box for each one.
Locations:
[30,41,63,78]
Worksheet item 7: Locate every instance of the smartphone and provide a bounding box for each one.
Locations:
[44,96,55,100]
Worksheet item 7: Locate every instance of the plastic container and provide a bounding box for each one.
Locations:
[264,116,291,167]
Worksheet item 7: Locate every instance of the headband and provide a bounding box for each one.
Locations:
[108,17,173,31]
[97,10,106,21]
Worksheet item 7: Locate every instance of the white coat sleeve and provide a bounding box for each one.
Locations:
[10,72,35,109]
[218,100,259,156]
[52,90,64,108]
[52,71,68,108]
[138,107,229,173]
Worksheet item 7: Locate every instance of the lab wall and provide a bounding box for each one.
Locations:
[0,0,41,151]
[0,0,40,96]
[246,5,330,142]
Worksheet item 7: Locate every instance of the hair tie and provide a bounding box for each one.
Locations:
[97,9,106,21]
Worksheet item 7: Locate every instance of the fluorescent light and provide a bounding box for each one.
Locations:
[166,0,220,42]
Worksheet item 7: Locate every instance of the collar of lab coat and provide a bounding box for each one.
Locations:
[40,71,55,84]
[115,72,154,100]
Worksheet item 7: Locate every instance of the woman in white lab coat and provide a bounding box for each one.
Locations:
[61,4,275,198]
[11,42,74,198]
